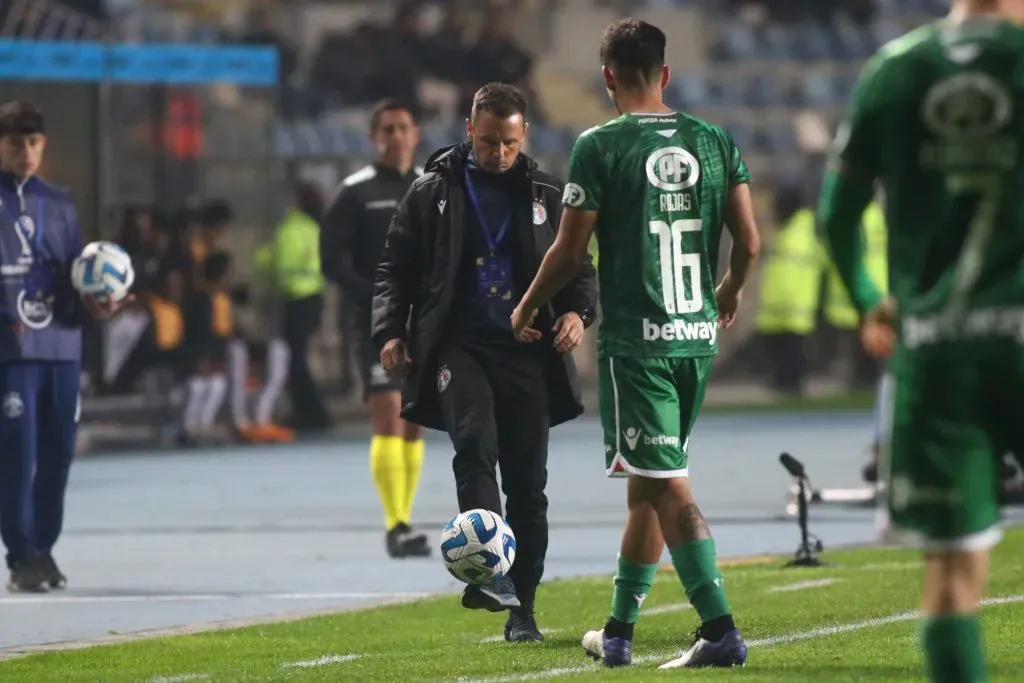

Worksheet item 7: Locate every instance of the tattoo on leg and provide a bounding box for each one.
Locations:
[675,503,711,542]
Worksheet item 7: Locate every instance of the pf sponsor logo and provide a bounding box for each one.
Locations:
[645,147,700,192]
[642,318,717,345]
[562,182,586,208]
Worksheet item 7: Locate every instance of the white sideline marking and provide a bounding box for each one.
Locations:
[768,578,842,593]
[643,602,691,615]
[0,591,431,606]
[147,675,209,683]
[459,594,1024,682]
[280,654,362,668]
[479,628,564,643]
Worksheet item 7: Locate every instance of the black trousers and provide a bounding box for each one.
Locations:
[437,336,550,610]
[762,333,806,397]
[283,294,329,430]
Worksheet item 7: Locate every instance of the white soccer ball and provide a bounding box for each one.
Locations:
[71,241,134,303]
[440,509,517,585]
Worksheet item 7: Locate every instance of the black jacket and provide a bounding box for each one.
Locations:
[372,142,598,431]
[320,163,422,319]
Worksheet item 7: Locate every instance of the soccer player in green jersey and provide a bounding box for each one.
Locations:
[511,19,760,669]
[818,2,1024,682]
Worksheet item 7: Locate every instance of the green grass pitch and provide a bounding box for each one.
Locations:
[2,528,1023,682]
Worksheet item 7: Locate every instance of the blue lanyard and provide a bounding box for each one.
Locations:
[0,186,45,256]
[464,169,511,254]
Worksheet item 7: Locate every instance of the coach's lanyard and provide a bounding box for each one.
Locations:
[464,169,512,256]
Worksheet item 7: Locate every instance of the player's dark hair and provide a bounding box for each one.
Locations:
[600,19,666,90]
[370,98,419,132]
[471,83,527,122]
[204,251,232,283]
[198,200,233,230]
[0,100,45,137]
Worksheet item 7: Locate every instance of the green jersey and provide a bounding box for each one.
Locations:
[837,17,1024,339]
[563,112,750,358]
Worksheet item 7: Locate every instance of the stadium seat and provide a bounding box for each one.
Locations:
[745,75,780,108]
[764,123,798,152]
[726,122,754,153]
[801,72,835,107]
[715,24,758,62]
[791,23,832,62]
[672,74,710,108]
[759,25,793,61]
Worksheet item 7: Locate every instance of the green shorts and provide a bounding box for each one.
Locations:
[888,344,1024,552]
[598,356,713,479]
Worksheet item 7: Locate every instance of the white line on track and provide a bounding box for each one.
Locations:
[0,591,432,606]
[643,602,691,615]
[458,594,1024,683]
[280,654,362,668]
[768,578,842,593]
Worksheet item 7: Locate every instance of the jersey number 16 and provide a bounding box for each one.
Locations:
[650,219,703,315]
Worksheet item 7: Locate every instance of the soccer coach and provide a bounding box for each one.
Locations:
[0,101,123,593]
[373,83,597,642]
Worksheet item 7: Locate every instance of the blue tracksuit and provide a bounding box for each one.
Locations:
[0,171,84,569]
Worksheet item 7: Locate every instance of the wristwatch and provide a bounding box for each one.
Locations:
[577,305,596,327]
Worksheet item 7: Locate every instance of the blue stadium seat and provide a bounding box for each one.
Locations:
[712,78,745,107]
[833,74,858,103]
[791,23,832,61]
[764,123,798,153]
[801,72,835,107]
[872,19,905,46]
[715,24,758,62]
[672,74,710,108]
[745,75,780,108]
[759,24,793,61]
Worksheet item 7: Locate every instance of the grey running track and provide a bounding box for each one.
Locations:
[0,411,915,654]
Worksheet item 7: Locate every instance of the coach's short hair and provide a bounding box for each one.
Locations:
[370,98,419,132]
[471,83,527,122]
[0,100,45,137]
[600,19,667,90]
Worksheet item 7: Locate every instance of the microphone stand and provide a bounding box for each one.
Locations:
[786,473,824,568]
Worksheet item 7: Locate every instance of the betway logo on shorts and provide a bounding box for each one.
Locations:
[643,318,717,345]
[623,427,680,451]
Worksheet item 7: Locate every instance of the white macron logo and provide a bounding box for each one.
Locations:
[624,427,641,451]
[634,593,647,608]
[438,199,447,215]
[643,318,717,345]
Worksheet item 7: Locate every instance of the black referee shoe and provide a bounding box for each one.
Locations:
[40,554,67,590]
[386,523,430,558]
[6,557,48,593]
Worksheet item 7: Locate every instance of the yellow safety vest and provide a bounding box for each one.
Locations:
[273,209,325,301]
[756,209,823,336]
[823,202,887,329]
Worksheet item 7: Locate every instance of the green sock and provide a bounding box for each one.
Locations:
[922,615,987,683]
[610,556,659,624]
[669,539,731,622]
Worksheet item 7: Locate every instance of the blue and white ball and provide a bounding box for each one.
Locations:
[440,509,516,585]
[71,241,134,303]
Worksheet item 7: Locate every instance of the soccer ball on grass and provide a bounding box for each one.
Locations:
[440,509,516,585]
[71,241,134,303]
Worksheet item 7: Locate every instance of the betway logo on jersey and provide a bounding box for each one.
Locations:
[643,318,717,345]
[623,427,680,451]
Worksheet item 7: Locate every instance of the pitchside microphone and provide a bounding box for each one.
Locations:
[779,452,806,480]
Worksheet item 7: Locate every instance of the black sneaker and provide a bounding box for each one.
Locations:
[40,554,67,590]
[6,557,48,594]
[505,609,544,642]
[386,523,430,559]
[462,576,521,612]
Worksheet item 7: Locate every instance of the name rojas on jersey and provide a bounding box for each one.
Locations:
[564,118,717,347]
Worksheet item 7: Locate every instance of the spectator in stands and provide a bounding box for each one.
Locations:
[181,252,234,445]
[119,204,162,294]
[465,8,544,122]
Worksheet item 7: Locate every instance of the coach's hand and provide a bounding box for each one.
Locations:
[380,338,412,376]
[552,312,584,354]
[81,293,134,320]
[860,297,896,360]
[715,276,742,328]
[511,304,542,343]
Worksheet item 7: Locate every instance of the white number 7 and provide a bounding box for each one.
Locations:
[650,220,703,315]
[946,173,1001,308]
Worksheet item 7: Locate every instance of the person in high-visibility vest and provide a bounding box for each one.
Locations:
[755,187,822,396]
[822,200,887,386]
[272,182,329,432]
